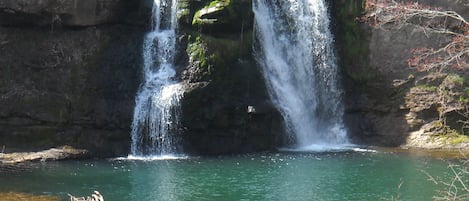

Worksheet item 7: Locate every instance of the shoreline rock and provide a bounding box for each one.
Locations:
[0,146,88,164]
[0,192,60,201]
[405,122,469,150]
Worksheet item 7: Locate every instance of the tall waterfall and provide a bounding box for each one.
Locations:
[253,0,348,149]
[130,0,184,156]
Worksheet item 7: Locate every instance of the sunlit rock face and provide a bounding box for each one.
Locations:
[334,0,469,148]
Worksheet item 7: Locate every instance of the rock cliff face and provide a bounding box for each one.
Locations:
[177,0,283,155]
[2,0,464,156]
[0,0,282,156]
[0,0,145,156]
[0,25,145,156]
[334,0,469,148]
[0,0,137,26]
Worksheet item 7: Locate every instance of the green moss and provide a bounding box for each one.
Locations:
[187,36,211,71]
[192,0,232,26]
[459,95,469,103]
[186,32,251,79]
[391,87,407,99]
[433,133,469,145]
[178,9,191,22]
[448,135,469,144]
[430,120,469,144]
[444,74,464,86]
[335,0,373,82]
[415,85,438,92]
[209,0,228,7]
[438,74,469,105]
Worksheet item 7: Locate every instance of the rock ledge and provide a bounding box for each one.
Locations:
[0,146,88,164]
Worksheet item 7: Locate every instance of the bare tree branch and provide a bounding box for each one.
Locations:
[360,0,469,72]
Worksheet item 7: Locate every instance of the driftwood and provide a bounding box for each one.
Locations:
[0,146,88,164]
[68,191,104,201]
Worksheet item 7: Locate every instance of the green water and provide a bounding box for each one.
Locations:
[0,150,458,201]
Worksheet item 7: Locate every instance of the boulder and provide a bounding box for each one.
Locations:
[190,0,252,33]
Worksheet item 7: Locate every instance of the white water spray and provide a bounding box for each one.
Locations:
[130,0,184,156]
[253,0,349,149]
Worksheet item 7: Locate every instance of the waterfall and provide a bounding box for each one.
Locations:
[253,0,349,149]
[130,0,184,156]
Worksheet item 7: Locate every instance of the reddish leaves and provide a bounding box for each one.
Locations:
[361,0,469,72]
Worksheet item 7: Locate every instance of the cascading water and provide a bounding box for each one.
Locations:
[253,0,349,150]
[130,0,184,157]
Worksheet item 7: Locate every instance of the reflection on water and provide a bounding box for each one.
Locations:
[121,154,189,161]
[0,151,461,201]
[376,147,469,159]
[129,161,178,200]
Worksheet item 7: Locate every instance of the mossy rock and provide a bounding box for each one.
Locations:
[184,31,253,82]
[333,0,373,83]
[178,0,207,26]
[192,0,231,26]
[190,0,252,32]
[440,74,465,92]
[429,121,469,145]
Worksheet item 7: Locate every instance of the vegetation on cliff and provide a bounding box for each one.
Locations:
[358,0,469,147]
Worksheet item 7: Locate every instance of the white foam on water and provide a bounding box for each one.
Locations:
[280,144,377,153]
[116,154,189,161]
